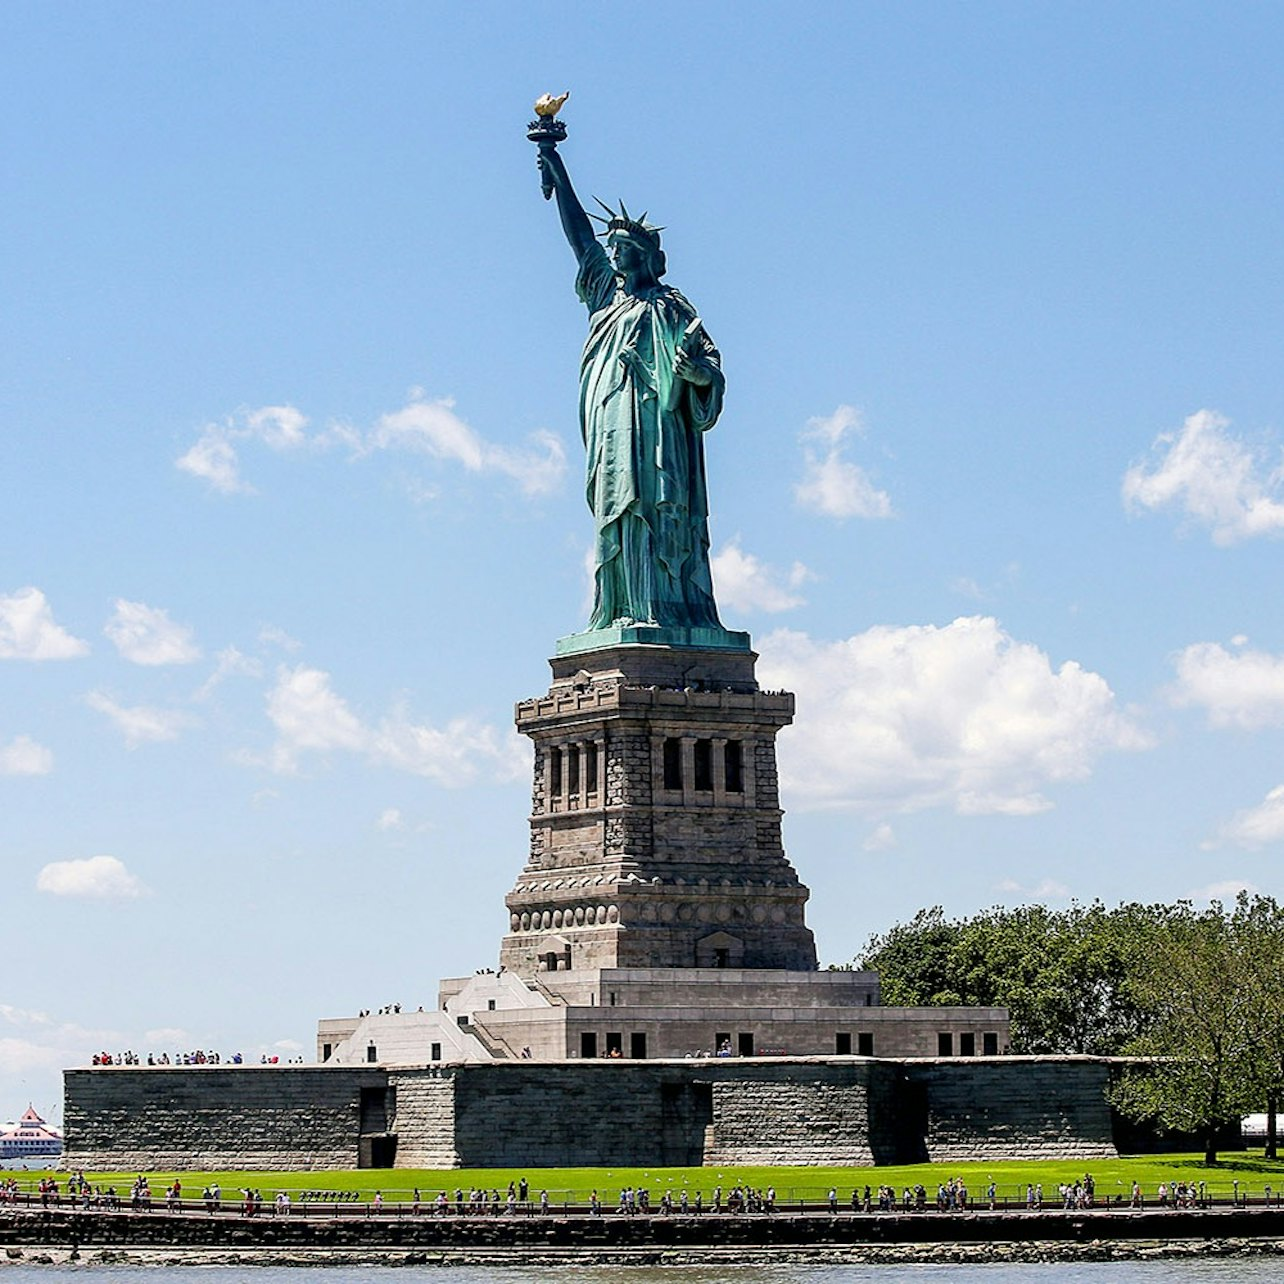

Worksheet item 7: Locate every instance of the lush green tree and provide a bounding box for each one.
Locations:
[1111,899,1265,1163]
[855,907,964,1008]
[857,901,1164,1055]
[860,893,1284,1161]
[1226,893,1284,1158]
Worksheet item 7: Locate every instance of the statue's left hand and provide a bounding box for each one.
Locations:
[674,348,714,386]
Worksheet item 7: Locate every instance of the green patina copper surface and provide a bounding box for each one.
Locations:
[554,623,750,658]
[532,106,744,648]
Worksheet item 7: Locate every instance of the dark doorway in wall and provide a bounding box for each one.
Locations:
[835,1032,852,1055]
[605,1032,623,1057]
[359,1086,389,1134]
[630,1032,648,1059]
[660,1081,713,1166]
[738,1032,755,1057]
[360,1134,397,1169]
[581,1032,598,1059]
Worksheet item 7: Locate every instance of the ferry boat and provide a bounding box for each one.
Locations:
[0,1105,63,1162]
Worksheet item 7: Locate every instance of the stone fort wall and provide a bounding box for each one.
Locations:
[62,1056,1117,1172]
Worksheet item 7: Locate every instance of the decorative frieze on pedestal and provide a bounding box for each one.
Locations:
[499,644,818,977]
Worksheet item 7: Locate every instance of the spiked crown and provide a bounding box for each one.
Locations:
[588,198,664,249]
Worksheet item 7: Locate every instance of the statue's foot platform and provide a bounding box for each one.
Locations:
[556,625,751,657]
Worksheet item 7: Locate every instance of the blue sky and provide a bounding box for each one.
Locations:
[4,2,1284,1119]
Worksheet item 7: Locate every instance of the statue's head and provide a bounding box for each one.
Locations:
[592,200,667,281]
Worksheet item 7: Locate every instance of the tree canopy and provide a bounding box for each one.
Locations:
[855,893,1284,1162]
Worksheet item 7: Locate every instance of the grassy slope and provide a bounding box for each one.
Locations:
[20,1154,1284,1203]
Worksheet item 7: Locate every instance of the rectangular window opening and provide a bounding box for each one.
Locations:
[549,747,562,796]
[430,1042,442,1061]
[585,742,598,793]
[737,1032,755,1057]
[983,1032,999,1056]
[694,739,713,791]
[835,1032,852,1056]
[366,1045,378,1063]
[605,1032,623,1057]
[580,1032,598,1059]
[567,746,580,797]
[663,738,682,790]
[960,1032,976,1057]
[937,1032,953,1057]
[725,740,744,793]
[630,1032,647,1059]
[857,1032,874,1057]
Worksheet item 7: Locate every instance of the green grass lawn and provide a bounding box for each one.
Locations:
[15,1153,1284,1205]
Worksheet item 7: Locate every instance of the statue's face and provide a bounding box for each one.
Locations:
[609,235,646,276]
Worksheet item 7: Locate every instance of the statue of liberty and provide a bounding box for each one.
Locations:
[532,104,730,638]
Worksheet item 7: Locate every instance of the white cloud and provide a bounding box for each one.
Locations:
[0,1005,127,1094]
[995,877,1071,900]
[372,710,528,788]
[36,854,147,900]
[194,646,263,701]
[104,599,201,666]
[862,822,897,852]
[176,403,308,495]
[0,734,53,776]
[1187,878,1259,902]
[264,665,368,771]
[246,404,308,449]
[1169,639,1284,729]
[757,617,1150,815]
[711,539,812,614]
[86,691,196,747]
[376,807,404,831]
[369,396,566,496]
[178,396,567,498]
[262,664,527,786]
[175,427,252,494]
[794,405,893,520]
[0,587,89,660]
[1214,785,1284,850]
[259,624,302,653]
[1122,409,1284,545]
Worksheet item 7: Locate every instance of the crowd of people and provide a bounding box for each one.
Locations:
[2,1170,1275,1217]
[88,1050,306,1066]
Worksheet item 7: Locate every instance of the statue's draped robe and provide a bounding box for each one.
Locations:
[576,241,725,631]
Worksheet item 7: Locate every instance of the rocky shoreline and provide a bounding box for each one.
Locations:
[6,1239,1284,1267]
[7,1206,1284,1267]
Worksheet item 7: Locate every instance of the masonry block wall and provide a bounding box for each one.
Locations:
[903,1058,1117,1160]
[61,1067,387,1171]
[61,1056,1120,1171]
[704,1066,879,1166]
[387,1070,458,1168]
[450,1063,673,1167]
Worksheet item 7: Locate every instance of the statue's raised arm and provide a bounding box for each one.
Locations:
[528,97,735,644]
[536,147,596,267]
